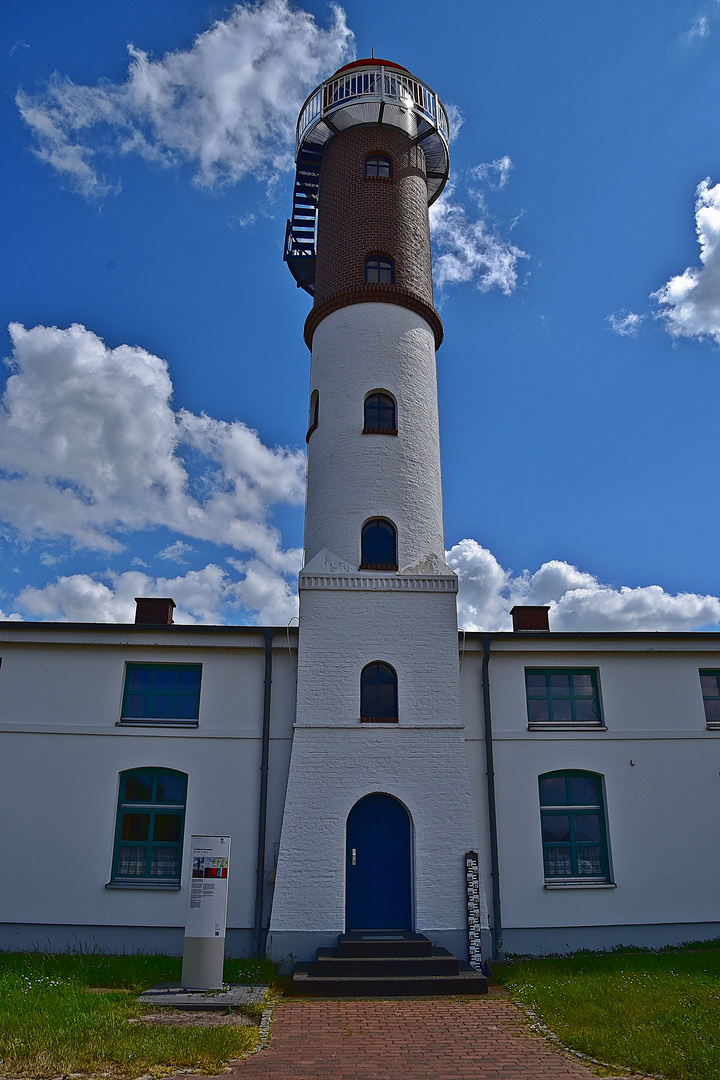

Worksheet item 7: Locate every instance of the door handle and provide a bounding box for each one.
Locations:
[351,848,357,866]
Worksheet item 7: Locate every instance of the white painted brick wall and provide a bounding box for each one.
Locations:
[268,726,480,934]
[296,585,462,727]
[304,304,445,567]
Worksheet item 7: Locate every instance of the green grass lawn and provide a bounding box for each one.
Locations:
[0,951,274,1079]
[494,939,720,1080]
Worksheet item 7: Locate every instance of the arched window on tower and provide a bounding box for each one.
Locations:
[360,518,398,570]
[365,155,392,179]
[363,391,397,435]
[306,389,319,443]
[365,256,394,285]
[361,662,398,723]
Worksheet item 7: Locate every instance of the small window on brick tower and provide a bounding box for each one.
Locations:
[365,155,392,179]
[361,662,398,723]
[364,392,397,435]
[360,518,398,570]
[365,257,394,284]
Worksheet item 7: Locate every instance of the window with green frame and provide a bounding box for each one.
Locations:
[525,669,601,726]
[111,769,187,886]
[699,670,720,724]
[121,664,201,724]
[538,771,610,883]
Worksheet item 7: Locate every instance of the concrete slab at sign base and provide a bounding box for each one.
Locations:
[137,983,267,1010]
[180,936,226,990]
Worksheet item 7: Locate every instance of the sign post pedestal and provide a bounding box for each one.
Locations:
[181,835,231,990]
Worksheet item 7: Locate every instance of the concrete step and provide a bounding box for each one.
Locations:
[335,932,432,958]
[292,966,488,997]
[313,948,459,977]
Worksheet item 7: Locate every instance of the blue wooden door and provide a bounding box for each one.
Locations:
[346,793,412,931]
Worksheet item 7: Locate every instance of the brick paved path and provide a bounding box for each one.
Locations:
[220,996,635,1080]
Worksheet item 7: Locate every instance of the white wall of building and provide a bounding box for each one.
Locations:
[461,635,720,954]
[0,627,297,954]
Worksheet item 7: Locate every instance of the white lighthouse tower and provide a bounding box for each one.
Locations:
[268,58,487,985]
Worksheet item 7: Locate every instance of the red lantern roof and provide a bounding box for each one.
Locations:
[332,58,410,76]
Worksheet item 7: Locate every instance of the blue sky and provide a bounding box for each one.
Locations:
[2,0,720,630]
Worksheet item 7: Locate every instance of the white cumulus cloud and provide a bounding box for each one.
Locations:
[16,560,300,626]
[158,540,194,563]
[653,179,720,344]
[0,322,305,571]
[16,0,353,198]
[430,167,528,294]
[448,539,720,632]
[607,309,645,337]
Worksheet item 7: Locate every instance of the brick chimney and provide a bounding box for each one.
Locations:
[134,597,175,625]
[510,605,550,631]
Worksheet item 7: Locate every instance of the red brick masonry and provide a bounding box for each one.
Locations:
[221,996,639,1080]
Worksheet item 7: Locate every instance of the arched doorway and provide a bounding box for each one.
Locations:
[346,793,412,932]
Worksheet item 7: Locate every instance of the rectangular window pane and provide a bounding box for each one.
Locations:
[528,699,550,723]
[551,699,573,722]
[174,694,200,719]
[569,775,599,805]
[150,847,180,877]
[544,847,572,877]
[127,668,152,692]
[542,814,570,842]
[704,699,720,723]
[574,698,598,723]
[153,814,182,842]
[378,683,396,716]
[526,674,547,693]
[125,695,150,719]
[118,846,147,876]
[700,672,719,695]
[150,694,175,718]
[539,775,567,805]
[577,846,603,876]
[573,813,601,843]
[156,774,186,804]
[124,774,153,801]
[153,668,177,690]
[549,674,570,694]
[572,673,594,693]
[121,813,150,841]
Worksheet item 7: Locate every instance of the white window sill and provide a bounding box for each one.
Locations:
[105,882,181,890]
[529,724,607,732]
[117,719,198,728]
[706,722,720,730]
[544,881,616,890]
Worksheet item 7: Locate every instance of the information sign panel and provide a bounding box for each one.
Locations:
[181,835,231,989]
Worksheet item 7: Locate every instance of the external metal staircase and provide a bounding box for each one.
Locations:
[284,145,322,294]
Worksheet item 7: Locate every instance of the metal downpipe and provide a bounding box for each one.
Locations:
[482,634,505,961]
[252,628,274,958]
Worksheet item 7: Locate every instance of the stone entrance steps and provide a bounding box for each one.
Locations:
[292,932,488,996]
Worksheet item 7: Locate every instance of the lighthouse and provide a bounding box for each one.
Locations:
[268,58,487,982]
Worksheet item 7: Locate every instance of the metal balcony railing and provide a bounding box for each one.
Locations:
[296,64,450,205]
[285,63,450,294]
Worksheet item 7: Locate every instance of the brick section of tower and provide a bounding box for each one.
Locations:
[312,125,436,312]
